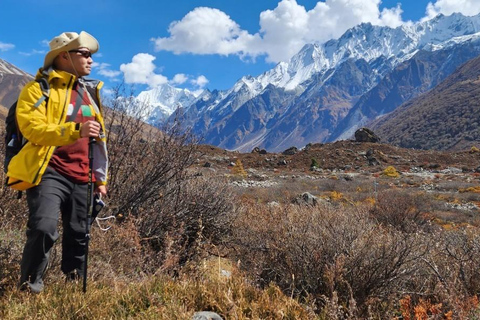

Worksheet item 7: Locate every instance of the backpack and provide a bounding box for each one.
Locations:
[4,77,50,174]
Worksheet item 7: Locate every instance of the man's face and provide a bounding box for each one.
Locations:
[67,47,93,77]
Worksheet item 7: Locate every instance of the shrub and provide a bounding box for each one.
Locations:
[470,146,480,153]
[102,85,236,272]
[369,189,434,233]
[231,201,435,316]
[231,159,247,178]
[382,166,400,178]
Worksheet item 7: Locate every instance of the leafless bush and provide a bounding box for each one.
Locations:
[231,201,437,316]
[370,189,435,232]
[0,136,29,293]
[101,84,236,272]
[432,229,480,299]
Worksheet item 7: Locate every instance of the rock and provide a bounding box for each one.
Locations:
[292,192,318,206]
[282,146,298,155]
[368,157,380,166]
[355,128,380,143]
[441,167,462,174]
[193,311,223,320]
[203,162,212,168]
[252,147,267,154]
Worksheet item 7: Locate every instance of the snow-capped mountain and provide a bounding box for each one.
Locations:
[0,58,32,109]
[140,13,480,151]
[134,83,199,124]
[0,58,31,77]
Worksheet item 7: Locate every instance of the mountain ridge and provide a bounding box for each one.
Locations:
[140,12,480,152]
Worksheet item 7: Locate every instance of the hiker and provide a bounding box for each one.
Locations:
[7,31,108,293]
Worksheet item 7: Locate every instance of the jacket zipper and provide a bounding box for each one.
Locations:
[32,76,74,184]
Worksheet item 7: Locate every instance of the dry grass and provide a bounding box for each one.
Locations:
[2,85,480,319]
[0,264,315,320]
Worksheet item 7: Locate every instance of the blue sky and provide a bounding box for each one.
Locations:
[1,0,480,95]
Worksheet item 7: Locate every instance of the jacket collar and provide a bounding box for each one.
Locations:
[36,67,102,89]
[36,67,76,83]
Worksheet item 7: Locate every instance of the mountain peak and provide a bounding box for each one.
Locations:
[137,12,480,152]
[0,58,32,77]
[135,83,200,123]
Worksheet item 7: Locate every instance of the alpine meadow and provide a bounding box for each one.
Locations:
[2,11,480,320]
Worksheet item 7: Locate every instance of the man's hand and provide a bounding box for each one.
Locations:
[80,120,101,138]
[96,185,107,197]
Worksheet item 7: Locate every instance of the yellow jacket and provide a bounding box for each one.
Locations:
[6,68,108,190]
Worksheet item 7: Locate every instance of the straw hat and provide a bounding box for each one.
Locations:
[43,31,99,69]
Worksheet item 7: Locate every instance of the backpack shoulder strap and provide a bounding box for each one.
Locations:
[33,77,50,108]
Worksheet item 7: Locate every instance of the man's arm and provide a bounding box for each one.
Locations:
[15,81,81,146]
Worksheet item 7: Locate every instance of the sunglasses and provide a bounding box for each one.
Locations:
[69,50,92,58]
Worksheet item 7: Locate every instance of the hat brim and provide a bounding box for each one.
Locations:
[43,31,99,69]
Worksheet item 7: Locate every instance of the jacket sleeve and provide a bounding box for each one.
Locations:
[93,87,108,186]
[16,81,81,146]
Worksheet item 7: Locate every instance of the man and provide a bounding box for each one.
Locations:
[6,31,108,293]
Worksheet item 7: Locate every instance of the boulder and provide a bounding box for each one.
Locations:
[282,146,298,155]
[193,311,223,320]
[292,192,318,206]
[355,128,380,143]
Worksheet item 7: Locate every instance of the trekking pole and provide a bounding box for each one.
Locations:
[83,137,96,293]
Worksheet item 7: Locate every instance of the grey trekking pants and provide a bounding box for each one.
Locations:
[19,167,89,292]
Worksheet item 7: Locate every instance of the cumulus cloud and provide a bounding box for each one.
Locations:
[120,53,168,88]
[171,73,188,85]
[93,62,121,79]
[0,41,15,51]
[152,0,405,63]
[119,54,209,90]
[152,7,263,59]
[191,75,209,88]
[425,0,480,20]
[128,0,480,88]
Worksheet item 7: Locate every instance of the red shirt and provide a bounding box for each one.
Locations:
[49,83,96,183]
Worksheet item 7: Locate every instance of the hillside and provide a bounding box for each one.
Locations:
[195,140,480,176]
[0,58,33,119]
[372,54,480,151]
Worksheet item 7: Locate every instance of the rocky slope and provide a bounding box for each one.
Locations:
[0,58,32,118]
[371,53,480,151]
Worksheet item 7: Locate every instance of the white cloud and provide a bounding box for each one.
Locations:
[0,41,15,51]
[151,7,262,57]
[120,54,210,89]
[171,73,188,85]
[191,75,209,88]
[120,53,168,88]
[19,49,46,56]
[152,0,405,63]
[93,62,121,78]
[259,0,405,61]
[425,0,480,20]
